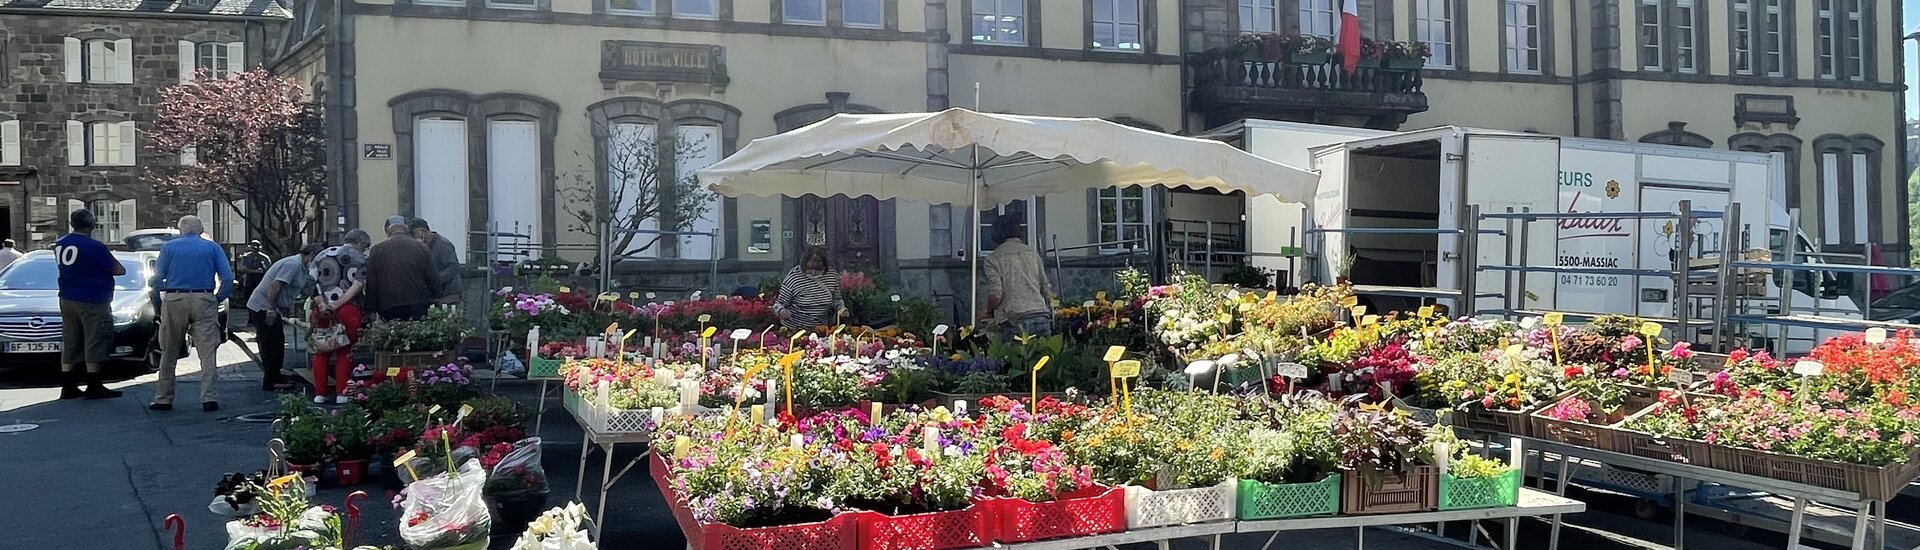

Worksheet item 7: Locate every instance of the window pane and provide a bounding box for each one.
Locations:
[1118,0,1138,23]
[608,0,654,13]
[843,0,882,27]
[675,0,715,18]
[972,0,1026,44]
[784,0,823,23]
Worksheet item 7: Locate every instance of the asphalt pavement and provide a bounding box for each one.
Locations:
[0,336,1870,550]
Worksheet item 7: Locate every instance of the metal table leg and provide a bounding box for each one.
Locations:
[575,430,591,502]
[1504,517,1518,550]
[1355,525,1365,549]
[1850,500,1871,550]
[1786,497,1808,550]
[534,379,549,436]
[1876,500,1888,550]
[596,441,615,541]
[1548,452,1571,550]
[1673,475,1687,550]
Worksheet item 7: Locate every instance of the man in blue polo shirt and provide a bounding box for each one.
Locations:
[149,215,234,412]
[54,209,125,400]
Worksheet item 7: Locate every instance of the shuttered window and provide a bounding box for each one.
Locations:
[415,117,470,260]
[69,120,136,166]
[180,41,246,81]
[0,120,18,166]
[487,120,542,257]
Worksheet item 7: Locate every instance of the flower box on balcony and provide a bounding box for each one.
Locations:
[1289,52,1332,65]
[1383,57,1425,70]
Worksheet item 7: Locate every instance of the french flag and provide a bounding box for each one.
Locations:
[1335,0,1361,72]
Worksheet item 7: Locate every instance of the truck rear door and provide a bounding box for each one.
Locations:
[1454,134,1561,315]
[1309,145,1351,284]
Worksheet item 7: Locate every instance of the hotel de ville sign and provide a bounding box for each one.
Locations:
[600,40,729,90]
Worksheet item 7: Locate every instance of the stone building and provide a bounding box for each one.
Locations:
[0,0,289,248]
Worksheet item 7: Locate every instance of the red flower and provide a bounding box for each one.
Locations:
[1562,365,1585,378]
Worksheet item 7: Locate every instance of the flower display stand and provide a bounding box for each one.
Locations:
[1340,466,1439,515]
[1235,474,1341,520]
[978,486,1126,543]
[1438,470,1521,510]
[853,506,995,550]
[654,453,859,550]
[1121,479,1237,529]
[526,356,565,380]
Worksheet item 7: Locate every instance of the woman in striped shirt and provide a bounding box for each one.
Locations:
[773,247,842,329]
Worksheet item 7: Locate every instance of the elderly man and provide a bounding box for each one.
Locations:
[409,218,463,304]
[980,213,1056,337]
[149,216,235,412]
[248,243,322,391]
[366,215,438,321]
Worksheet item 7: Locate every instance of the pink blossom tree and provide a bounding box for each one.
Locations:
[149,69,328,256]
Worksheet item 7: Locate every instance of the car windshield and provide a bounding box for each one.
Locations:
[125,234,173,251]
[0,257,145,291]
[1873,284,1920,311]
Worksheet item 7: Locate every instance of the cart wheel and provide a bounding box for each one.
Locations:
[1717,522,1751,537]
[1633,499,1663,520]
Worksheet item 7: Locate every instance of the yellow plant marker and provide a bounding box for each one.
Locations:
[268,473,299,489]
[386,367,401,378]
[1349,305,1367,324]
[674,435,690,458]
[788,330,807,350]
[1543,313,1565,367]
[1360,314,1379,326]
[1030,355,1051,406]
[1418,305,1435,319]
[629,291,642,300]
[778,351,804,414]
[1340,295,1359,308]
[701,326,718,339]
[598,292,619,302]
[1358,401,1387,412]
[1112,359,1141,419]
[428,404,442,415]
[1095,291,1108,302]
[559,286,571,294]
[392,450,419,480]
[1104,346,1126,396]
[1641,321,1661,371]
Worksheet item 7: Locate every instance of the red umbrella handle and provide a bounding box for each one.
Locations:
[345,491,368,547]
[163,514,185,550]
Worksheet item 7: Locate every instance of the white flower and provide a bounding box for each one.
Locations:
[296,506,333,531]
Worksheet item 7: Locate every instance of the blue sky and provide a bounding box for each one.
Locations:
[1908,9,1918,116]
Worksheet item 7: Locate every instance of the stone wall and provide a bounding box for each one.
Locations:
[0,14,279,247]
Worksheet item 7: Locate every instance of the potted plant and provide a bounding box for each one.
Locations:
[366,306,472,371]
[834,415,993,550]
[282,413,331,475]
[511,503,597,550]
[1384,40,1432,69]
[331,406,375,485]
[1330,400,1439,514]
[1288,35,1334,65]
[482,437,551,544]
[1237,395,1343,520]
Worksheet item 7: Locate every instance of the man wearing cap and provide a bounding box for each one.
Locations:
[980,213,1056,337]
[53,209,125,400]
[366,215,438,321]
[234,240,271,310]
[409,218,463,305]
[149,215,235,412]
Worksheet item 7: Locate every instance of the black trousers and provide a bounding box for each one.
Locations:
[380,304,430,322]
[249,309,286,385]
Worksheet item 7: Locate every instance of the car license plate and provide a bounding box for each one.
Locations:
[5,342,60,353]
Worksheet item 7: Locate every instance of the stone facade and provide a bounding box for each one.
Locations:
[0,7,286,247]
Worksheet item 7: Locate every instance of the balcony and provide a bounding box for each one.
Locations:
[1188,51,1430,130]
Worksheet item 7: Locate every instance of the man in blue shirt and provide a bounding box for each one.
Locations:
[54,209,125,400]
[149,215,235,412]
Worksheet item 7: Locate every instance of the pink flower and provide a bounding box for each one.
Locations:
[1619,335,1643,353]
[1665,341,1693,360]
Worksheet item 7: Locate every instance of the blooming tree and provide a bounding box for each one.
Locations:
[149,69,328,256]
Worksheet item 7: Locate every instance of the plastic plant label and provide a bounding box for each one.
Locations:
[1793,360,1824,377]
[701,326,717,339]
[932,324,950,335]
[1340,296,1359,308]
[1217,353,1240,366]
[428,405,442,414]
[777,351,804,369]
[1504,344,1524,357]
[1096,291,1108,301]
[1543,312,1565,326]
[1184,360,1214,376]
[1669,369,1696,385]
[392,450,417,468]
[690,291,702,301]
[646,292,657,300]
[599,292,619,302]
[1083,300,1096,309]
[1519,317,1540,330]
[891,294,901,302]
[269,473,299,488]
[1866,327,1889,345]
[1350,305,1367,319]
[559,286,571,293]
[386,367,401,377]
[1031,356,1050,372]
[698,314,712,323]
[1103,346,1127,362]
[1361,314,1379,326]
[729,329,752,341]
[1639,321,1662,336]
[1111,359,1142,378]
[1275,362,1310,379]
[458,404,473,418]
[629,292,642,299]
[1418,305,1435,318]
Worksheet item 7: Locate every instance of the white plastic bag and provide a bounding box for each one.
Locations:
[399,459,493,549]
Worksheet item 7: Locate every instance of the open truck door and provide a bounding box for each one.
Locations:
[1439,133,1562,316]
[1309,145,1350,285]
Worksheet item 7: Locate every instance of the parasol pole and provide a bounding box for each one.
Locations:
[969,82,984,324]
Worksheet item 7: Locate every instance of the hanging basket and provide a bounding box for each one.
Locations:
[1438,470,1521,510]
[1122,478,1237,529]
[1235,474,1341,520]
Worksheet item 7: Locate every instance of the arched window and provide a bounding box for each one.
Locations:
[1637,121,1712,148]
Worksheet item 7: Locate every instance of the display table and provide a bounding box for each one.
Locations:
[568,405,651,541]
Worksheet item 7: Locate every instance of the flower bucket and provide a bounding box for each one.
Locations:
[853,506,994,550]
[978,486,1126,543]
[1340,466,1438,515]
[1236,474,1341,520]
[1122,478,1237,529]
[1438,470,1521,510]
[526,356,565,380]
[334,459,368,486]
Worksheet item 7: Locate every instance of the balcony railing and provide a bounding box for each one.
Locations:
[1188,50,1430,129]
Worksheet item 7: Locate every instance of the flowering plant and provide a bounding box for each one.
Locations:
[512,502,597,550]
[1329,399,1431,475]
[366,306,470,353]
[1411,350,1555,412]
[1242,394,1340,483]
[982,422,1096,502]
[537,341,588,360]
[416,362,479,410]
[1687,388,1920,465]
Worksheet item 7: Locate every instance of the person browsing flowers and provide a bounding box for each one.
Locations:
[773,247,841,330]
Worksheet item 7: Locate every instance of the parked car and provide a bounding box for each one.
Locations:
[1867,281,1920,323]
[122,228,180,252]
[0,250,160,369]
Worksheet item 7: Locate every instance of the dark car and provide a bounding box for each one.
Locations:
[0,250,160,369]
[1867,281,1920,323]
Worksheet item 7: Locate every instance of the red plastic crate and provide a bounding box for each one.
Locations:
[652,453,859,550]
[978,486,1126,543]
[854,506,995,550]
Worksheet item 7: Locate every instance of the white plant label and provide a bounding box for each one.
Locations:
[891,294,901,302]
[1668,369,1695,385]
[1793,360,1824,377]
[932,324,950,336]
[1519,317,1540,330]
[1217,353,1240,366]
[1183,360,1215,376]
[729,329,752,341]
[646,292,657,300]
[1866,327,1888,345]
[1275,362,1310,379]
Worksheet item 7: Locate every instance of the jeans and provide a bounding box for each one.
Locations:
[154,293,224,405]
[249,309,287,386]
[311,302,363,397]
[1006,313,1054,337]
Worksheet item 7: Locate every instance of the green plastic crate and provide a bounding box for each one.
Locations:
[528,356,566,380]
[1438,469,1521,510]
[1235,474,1341,520]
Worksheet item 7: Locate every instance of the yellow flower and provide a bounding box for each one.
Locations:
[1503,373,1521,385]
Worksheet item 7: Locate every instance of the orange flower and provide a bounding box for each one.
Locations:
[1061,429,1077,442]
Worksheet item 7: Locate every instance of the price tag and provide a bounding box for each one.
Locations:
[698,314,712,323]
[1668,369,1696,385]
[701,326,718,339]
[1275,362,1310,379]
[428,405,442,414]
[1417,305,1435,318]
[778,351,805,368]
[1793,360,1824,377]
[392,450,417,468]
[629,291,642,300]
[1031,356,1050,372]
[1350,305,1367,319]
[690,291,703,301]
[1866,327,1889,345]
[1340,295,1359,308]
[890,294,901,302]
[1504,344,1524,357]
[1361,314,1379,326]
[729,329,752,341]
[1111,359,1141,378]
[1543,312,1564,326]
[1082,300,1096,309]
[1103,346,1126,362]
[1639,321,1662,336]
[1519,316,1540,330]
[598,292,620,302]
[268,473,299,488]
[386,367,401,377]
[559,286,572,293]
[932,324,950,336]
[646,292,657,300]
[458,404,473,418]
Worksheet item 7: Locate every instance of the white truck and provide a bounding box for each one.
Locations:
[1224,120,1859,353]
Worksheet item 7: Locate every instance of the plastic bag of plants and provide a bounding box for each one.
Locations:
[485,437,551,503]
[399,459,493,550]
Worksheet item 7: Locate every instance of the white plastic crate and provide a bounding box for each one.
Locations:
[1122,479,1237,529]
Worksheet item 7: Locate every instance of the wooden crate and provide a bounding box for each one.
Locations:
[1340,466,1438,515]
[373,350,452,371]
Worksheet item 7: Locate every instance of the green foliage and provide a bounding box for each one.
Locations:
[896,298,942,338]
[1116,267,1151,302]
[1218,263,1275,289]
[365,307,470,352]
[792,364,869,408]
[877,364,937,404]
[1450,455,1512,479]
[283,414,330,464]
[330,406,374,460]
[459,395,525,432]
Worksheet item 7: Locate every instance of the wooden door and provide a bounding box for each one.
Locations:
[798,195,882,270]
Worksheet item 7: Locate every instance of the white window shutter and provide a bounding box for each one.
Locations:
[178,41,196,82]
[66,120,85,166]
[0,120,18,167]
[117,121,136,165]
[226,42,246,75]
[114,38,133,83]
[119,199,137,239]
[181,146,198,166]
[64,37,83,82]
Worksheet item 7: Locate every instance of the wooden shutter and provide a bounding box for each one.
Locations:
[117,121,136,166]
[117,199,138,241]
[64,37,83,82]
[66,120,85,166]
[181,146,198,166]
[114,38,133,83]
[0,120,18,166]
[179,41,197,82]
[226,42,246,75]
